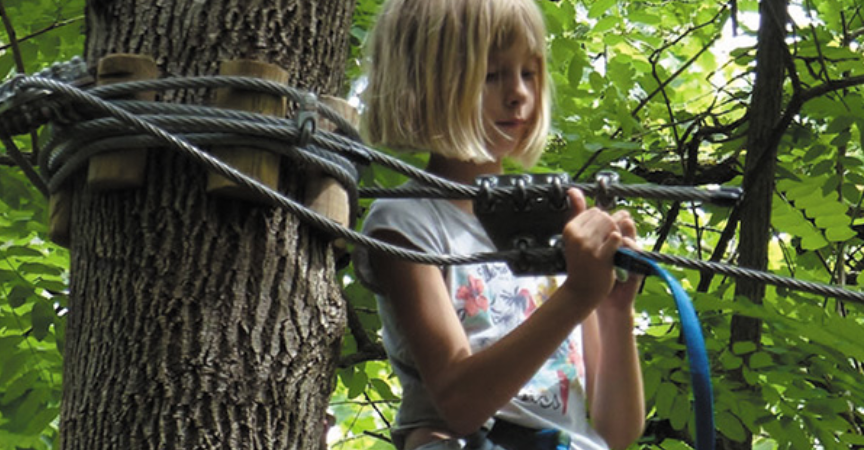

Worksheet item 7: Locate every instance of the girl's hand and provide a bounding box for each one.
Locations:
[601,209,643,313]
[560,188,622,306]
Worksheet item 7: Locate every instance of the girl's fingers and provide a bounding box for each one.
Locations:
[566,207,621,254]
[567,188,587,218]
[611,209,636,239]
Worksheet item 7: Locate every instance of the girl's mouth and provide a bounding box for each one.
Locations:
[497,119,526,128]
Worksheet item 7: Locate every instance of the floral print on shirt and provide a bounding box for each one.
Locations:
[453,266,586,417]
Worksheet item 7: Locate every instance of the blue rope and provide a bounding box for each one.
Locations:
[615,248,715,450]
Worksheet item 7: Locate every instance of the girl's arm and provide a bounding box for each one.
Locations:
[369,189,625,436]
[583,212,646,449]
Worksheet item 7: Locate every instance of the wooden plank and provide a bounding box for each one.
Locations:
[206,59,288,201]
[305,95,359,251]
[87,53,159,189]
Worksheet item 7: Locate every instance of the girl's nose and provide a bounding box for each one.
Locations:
[506,76,529,107]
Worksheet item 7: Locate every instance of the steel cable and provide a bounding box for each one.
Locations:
[1,75,862,305]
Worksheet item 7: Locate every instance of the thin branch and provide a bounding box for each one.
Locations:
[363,392,391,429]
[338,299,386,368]
[0,0,27,74]
[632,33,721,121]
[772,74,864,149]
[0,0,43,158]
[696,205,741,293]
[0,16,83,54]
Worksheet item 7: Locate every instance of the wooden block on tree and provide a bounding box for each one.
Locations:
[49,190,72,247]
[304,96,358,250]
[87,53,159,190]
[206,59,289,201]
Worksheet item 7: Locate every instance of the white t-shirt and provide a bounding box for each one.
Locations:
[354,194,608,450]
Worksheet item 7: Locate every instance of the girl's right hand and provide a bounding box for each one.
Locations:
[559,188,623,306]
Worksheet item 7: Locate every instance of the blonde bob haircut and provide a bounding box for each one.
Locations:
[362,0,551,168]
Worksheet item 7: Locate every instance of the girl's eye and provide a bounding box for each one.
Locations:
[521,70,536,80]
[486,71,499,82]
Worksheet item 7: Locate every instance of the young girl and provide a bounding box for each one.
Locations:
[354,1,645,449]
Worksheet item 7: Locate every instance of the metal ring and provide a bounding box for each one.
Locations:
[298,116,315,147]
[550,175,567,210]
[595,171,619,210]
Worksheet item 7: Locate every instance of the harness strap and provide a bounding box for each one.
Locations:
[615,248,716,450]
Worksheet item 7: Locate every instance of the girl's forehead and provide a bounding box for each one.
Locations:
[488,39,541,62]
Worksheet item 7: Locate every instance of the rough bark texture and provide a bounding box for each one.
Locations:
[724,0,789,449]
[61,1,354,449]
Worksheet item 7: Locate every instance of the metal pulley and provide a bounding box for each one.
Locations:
[474,173,571,275]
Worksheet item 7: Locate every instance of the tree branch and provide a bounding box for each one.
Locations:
[0,0,27,74]
[0,0,44,158]
[0,16,83,54]
[338,300,386,368]
[771,74,864,152]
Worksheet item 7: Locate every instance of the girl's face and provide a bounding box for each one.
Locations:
[482,39,540,160]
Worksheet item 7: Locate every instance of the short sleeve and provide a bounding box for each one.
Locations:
[352,199,446,293]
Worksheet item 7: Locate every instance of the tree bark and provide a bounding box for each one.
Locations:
[61,1,354,449]
[724,0,789,449]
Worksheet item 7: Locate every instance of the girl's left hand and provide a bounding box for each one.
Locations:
[600,209,643,313]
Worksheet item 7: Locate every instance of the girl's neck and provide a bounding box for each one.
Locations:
[425,154,503,215]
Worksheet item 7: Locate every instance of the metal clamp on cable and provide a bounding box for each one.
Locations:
[593,170,631,282]
[297,92,318,148]
[594,170,620,210]
[706,185,744,207]
[474,173,571,275]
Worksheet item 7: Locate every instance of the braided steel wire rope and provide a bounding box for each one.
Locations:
[45,133,362,227]
[2,75,863,306]
[641,251,864,304]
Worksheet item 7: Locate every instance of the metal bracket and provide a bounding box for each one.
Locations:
[297,92,318,148]
[474,173,571,275]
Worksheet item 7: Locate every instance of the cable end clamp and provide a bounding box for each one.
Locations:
[297,92,318,148]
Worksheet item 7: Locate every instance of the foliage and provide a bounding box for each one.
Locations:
[0,0,83,448]
[1,0,863,449]
[335,0,864,449]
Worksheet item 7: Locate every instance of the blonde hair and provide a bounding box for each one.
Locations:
[362,0,551,168]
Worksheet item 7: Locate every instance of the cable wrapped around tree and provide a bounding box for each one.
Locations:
[0,68,861,306]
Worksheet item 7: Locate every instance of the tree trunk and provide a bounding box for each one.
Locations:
[724,0,788,449]
[60,1,354,448]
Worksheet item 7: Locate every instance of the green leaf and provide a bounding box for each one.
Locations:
[3,246,43,257]
[669,393,690,430]
[23,407,59,436]
[587,0,617,19]
[824,226,856,242]
[840,433,864,445]
[732,341,756,355]
[719,350,742,370]
[0,350,29,386]
[592,15,618,34]
[369,378,398,401]
[717,410,747,442]
[748,351,772,369]
[567,54,585,88]
[7,285,33,308]
[0,370,39,405]
[642,367,662,402]
[30,300,55,342]
[347,368,368,399]
[17,262,63,276]
[654,382,677,418]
